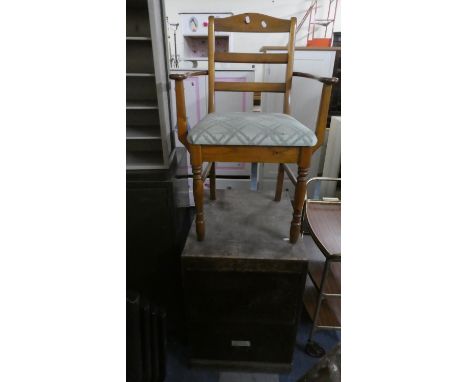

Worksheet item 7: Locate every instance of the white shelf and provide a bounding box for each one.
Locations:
[126,101,158,110]
[126,73,155,77]
[126,36,151,41]
[126,151,165,170]
[126,126,161,140]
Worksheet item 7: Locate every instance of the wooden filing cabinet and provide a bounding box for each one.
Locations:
[183,257,307,371]
[181,189,311,371]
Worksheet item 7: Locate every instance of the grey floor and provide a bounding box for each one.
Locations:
[219,372,280,382]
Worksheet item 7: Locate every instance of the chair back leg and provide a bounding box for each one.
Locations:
[209,162,216,201]
[274,163,285,202]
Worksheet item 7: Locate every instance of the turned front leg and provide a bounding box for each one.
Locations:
[290,165,308,243]
[192,164,205,241]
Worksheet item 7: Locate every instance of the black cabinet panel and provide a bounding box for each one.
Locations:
[184,270,304,325]
[183,260,306,369]
[127,169,192,330]
[188,322,296,364]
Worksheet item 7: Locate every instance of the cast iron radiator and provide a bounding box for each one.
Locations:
[126,291,167,382]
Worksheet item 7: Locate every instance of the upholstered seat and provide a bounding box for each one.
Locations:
[188,112,317,146]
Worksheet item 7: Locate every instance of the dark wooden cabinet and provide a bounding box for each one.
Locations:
[181,190,310,372]
[183,258,307,371]
[126,0,192,334]
[127,156,193,329]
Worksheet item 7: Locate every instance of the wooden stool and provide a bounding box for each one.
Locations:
[301,177,341,357]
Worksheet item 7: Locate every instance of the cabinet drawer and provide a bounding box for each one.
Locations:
[184,270,304,325]
[188,322,296,364]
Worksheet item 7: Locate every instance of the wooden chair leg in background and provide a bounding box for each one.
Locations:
[209,162,216,201]
[191,146,205,241]
[290,148,312,243]
[274,163,285,202]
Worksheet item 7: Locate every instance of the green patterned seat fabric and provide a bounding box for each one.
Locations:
[187,112,317,147]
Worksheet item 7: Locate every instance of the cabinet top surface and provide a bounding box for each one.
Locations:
[182,189,311,262]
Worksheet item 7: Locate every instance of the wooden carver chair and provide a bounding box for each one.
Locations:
[169,13,338,243]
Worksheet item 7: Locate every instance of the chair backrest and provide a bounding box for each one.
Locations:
[208,13,297,115]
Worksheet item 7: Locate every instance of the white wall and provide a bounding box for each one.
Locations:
[164,0,341,68]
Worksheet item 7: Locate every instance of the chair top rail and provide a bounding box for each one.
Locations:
[213,13,292,33]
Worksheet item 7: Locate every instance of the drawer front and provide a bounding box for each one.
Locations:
[184,270,305,325]
[188,322,296,364]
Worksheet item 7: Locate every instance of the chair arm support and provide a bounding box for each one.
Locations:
[168,71,208,149]
[292,71,339,85]
[169,70,209,81]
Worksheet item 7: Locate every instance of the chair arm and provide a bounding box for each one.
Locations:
[168,71,208,149]
[168,70,209,81]
[293,71,339,85]
[291,72,337,152]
